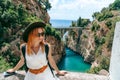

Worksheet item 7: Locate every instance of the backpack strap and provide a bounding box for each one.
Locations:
[21,45,28,72]
[45,44,55,77]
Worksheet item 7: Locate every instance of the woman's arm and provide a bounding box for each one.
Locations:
[7,44,25,72]
[47,44,67,76]
[12,54,25,71]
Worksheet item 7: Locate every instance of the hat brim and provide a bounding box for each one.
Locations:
[22,22,46,42]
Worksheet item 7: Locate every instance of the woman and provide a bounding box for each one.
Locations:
[7,22,66,80]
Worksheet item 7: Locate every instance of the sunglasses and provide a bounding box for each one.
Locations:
[36,32,45,37]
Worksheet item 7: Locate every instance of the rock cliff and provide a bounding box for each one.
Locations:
[46,35,65,63]
[66,27,95,63]
[12,0,50,23]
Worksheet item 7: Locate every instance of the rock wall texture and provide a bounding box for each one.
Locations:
[12,0,50,23]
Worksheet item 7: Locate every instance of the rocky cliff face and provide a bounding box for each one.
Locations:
[12,0,50,23]
[79,27,95,63]
[66,26,95,63]
[46,35,65,63]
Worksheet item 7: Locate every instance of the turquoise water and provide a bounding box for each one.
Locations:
[58,48,91,72]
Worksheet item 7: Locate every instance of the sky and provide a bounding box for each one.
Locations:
[48,0,115,20]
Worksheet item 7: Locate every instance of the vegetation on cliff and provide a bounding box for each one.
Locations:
[89,0,120,74]
[88,0,120,74]
[70,17,91,27]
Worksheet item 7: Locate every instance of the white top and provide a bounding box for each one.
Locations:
[24,46,59,80]
[25,47,48,69]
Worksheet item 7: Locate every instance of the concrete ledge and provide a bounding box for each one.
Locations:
[59,71,110,80]
[0,71,110,80]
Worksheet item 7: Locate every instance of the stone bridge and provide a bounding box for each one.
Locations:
[55,27,90,42]
[54,27,83,39]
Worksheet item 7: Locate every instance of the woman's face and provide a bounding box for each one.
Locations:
[32,28,45,45]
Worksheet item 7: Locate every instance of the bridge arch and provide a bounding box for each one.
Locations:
[54,27,83,41]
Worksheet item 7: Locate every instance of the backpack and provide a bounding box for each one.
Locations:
[21,44,54,77]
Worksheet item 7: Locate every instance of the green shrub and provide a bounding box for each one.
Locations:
[55,31,61,40]
[92,12,101,20]
[91,22,100,32]
[70,21,77,27]
[77,17,90,27]
[93,10,113,21]
[109,0,120,10]
[24,15,41,23]
[88,66,101,74]
[0,56,12,72]
[97,11,113,21]
[83,34,88,38]
[45,25,61,41]
[1,49,20,67]
[81,19,90,27]
[100,56,110,71]
[95,47,102,58]
[51,28,56,35]
[1,9,19,27]
[94,35,105,46]
[97,13,104,21]
[45,25,52,35]
[91,25,95,31]
[100,37,105,44]
[77,17,82,26]
[106,27,115,51]
[94,36,100,45]
[105,19,112,29]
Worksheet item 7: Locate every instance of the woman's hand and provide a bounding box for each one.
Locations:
[57,70,67,76]
[7,69,15,72]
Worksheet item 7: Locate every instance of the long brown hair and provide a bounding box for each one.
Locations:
[27,28,45,55]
